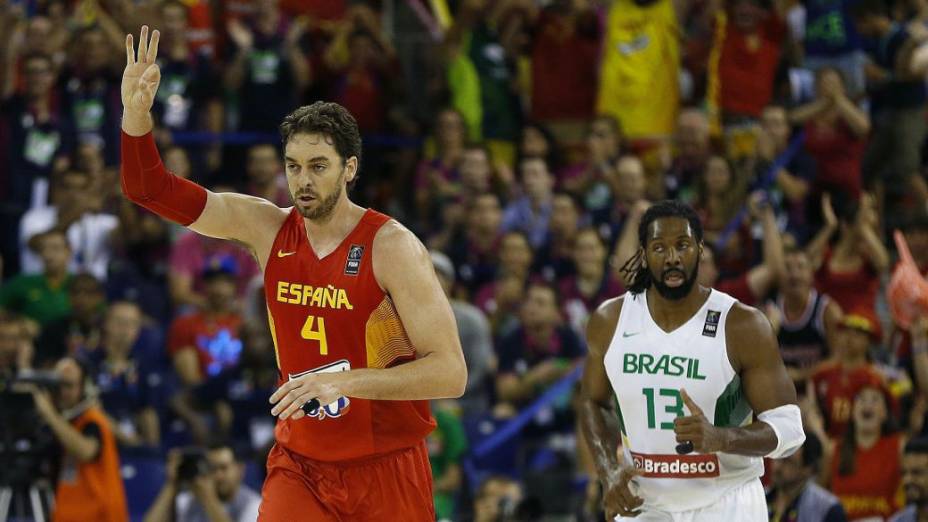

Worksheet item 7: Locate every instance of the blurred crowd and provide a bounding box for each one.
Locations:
[4,0,928,520]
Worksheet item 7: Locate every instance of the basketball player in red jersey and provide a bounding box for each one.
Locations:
[120,27,466,520]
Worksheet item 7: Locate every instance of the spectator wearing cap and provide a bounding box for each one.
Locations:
[431,250,494,418]
[811,314,892,437]
[168,265,242,443]
[168,228,260,311]
[0,229,73,327]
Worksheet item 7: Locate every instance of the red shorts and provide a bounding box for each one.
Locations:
[258,441,435,521]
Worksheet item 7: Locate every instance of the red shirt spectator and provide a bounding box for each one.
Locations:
[168,312,243,382]
[530,7,601,122]
[804,119,866,200]
[169,232,260,303]
[812,362,886,437]
[714,4,786,118]
[815,248,880,324]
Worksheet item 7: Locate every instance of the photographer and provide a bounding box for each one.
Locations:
[143,442,260,522]
[22,356,128,521]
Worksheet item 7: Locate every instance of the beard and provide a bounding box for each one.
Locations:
[293,170,344,221]
[652,263,699,301]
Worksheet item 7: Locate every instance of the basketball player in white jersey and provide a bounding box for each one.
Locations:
[580,200,804,520]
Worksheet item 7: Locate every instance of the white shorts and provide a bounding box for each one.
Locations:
[615,479,766,522]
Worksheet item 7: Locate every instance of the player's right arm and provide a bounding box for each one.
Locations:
[579,296,645,519]
[120,27,286,265]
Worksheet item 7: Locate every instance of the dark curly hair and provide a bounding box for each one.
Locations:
[619,200,704,294]
[279,102,363,191]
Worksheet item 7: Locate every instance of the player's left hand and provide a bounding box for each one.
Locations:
[269,373,342,421]
[672,389,728,453]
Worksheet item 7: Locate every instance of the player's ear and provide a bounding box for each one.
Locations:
[345,156,359,183]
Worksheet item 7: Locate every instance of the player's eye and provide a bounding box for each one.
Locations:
[286,164,298,173]
[314,164,326,172]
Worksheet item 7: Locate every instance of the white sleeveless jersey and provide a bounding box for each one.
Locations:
[604,289,763,512]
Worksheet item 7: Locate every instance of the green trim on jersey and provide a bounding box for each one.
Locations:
[615,396,627,435]
[713,375,752,427]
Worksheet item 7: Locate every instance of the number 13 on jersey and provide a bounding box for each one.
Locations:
[301,314,329,355]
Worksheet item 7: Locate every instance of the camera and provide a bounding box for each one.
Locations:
[0,371,61,487]
[176,447,210,484]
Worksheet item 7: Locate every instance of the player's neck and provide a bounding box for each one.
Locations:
[302,198,366,252]
[646,285,710,329]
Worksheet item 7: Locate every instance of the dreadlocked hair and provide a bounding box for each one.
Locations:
[620,200,704,295]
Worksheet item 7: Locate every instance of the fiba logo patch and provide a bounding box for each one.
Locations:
[345,244,364,275]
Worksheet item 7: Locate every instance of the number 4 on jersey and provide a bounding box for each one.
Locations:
[301,314,329,355]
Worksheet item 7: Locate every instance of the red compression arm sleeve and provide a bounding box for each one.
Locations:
[120,131,207,226]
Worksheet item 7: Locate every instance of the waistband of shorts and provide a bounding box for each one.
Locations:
[277,439,425,468]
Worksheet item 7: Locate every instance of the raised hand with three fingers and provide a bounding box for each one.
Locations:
[121,25,160,134]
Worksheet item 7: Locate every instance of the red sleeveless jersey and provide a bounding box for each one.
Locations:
[264,208,435,462]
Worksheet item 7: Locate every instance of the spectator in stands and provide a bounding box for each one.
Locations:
[853,0,928,209]
[825,381,904,520]
[324,5,399,134]
[517,123,563,183]
[244,143,288,207]
[710,0,788,122]
[561,116,623,225]
[428,399,468,522]
[808,193,888,324]
[790,67,870,202]
[168,264,244,389]
[473,475,525,522]
[448,192,504,296]
[526,1,600,126]
[535,192,582,282]
[0,313,35,376]
[415,108,467,228]
[891,437,928,521]
[444,0,524,158]
[598,0,681,141]
[502,157,555,249]
[168,209,260,310]
[474,231,534,334]
[175,321,277,450]
[60,26,122,166]
[36,272,105,368]
[758,104,817,242]
[767,431,848,522]
[802,0,865,98]
[609,155,650,232]
[0,229,72,327]
[432,251,494,418]
[152,0,222,136]
[82,301,161,448]
[496,282,584,416]
[0,51,74,276]
[224,0,310,133]
[19,168,119,280]
[697,194,785,306]
[770,247,843,381]
[143,442,261,522]
[558,228,624,337]
[812,314,888,437]
[663,108,711,199]
[24,356,128,521]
